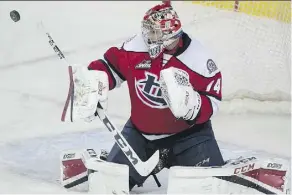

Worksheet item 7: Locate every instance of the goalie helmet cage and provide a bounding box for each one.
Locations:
[180,1,291,115]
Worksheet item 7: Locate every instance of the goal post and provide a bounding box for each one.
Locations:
[181,1,291,114]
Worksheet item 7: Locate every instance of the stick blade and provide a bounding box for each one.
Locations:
[136,150,160,177]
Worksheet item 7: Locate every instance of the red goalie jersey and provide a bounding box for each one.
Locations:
[88,32,222,135]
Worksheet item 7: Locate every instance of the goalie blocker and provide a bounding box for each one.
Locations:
[60,149,290,194]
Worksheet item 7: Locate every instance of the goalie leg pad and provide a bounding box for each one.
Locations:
[60,148,109,189]
[60,149,88,188]
[167,156,290,194]
[87,160,129,194]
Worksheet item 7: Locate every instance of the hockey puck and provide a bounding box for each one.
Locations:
[10,10,20,22]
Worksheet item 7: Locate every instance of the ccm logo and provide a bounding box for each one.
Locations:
[86,149,97,158]
[98,81,103,96]
[102,116,138,165]
[231,156,256,165]
[234,163,255,174]
[63,153,75,159]
[267,163,282,169]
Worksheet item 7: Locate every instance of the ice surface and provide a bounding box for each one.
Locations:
[0,1,290,194]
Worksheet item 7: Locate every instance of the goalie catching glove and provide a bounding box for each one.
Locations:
[159,67,201,121]
[65,66,109,122]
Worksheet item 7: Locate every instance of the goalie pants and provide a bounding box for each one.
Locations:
[106,119,224,190]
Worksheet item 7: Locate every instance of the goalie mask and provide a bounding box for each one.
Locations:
[141,3,183,59]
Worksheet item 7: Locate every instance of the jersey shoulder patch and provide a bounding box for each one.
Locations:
[176,38,219,78]
[121,33,148,53]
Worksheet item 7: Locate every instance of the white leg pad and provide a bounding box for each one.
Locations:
[87,160,129,194]
[167,156,290,194]
[167,166,255,194]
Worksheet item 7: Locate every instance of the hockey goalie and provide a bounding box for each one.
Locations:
[60,2,290,194]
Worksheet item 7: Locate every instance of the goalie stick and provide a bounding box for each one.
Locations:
[37,22,159,177]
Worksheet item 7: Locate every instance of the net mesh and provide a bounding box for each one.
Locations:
[185,1,291,113]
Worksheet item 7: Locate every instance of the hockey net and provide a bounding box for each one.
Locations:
[180,1,291,115]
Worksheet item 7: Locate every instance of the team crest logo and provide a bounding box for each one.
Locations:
[207,59,218,74]
[135,72,167,109]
